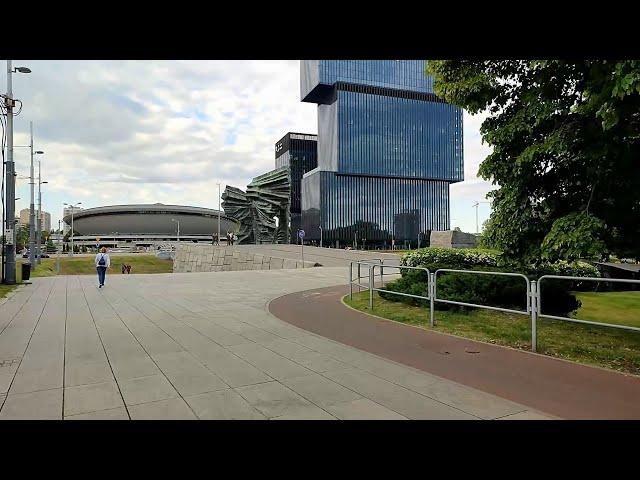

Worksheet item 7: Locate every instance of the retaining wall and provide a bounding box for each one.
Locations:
[173,244,317,273]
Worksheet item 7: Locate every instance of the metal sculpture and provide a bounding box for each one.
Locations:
[221,167,291,244]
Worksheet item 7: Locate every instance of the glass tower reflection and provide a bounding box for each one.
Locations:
[300,60,463,247]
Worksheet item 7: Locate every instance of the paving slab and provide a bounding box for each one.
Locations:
[185,389,265,419]
[64,381,124,416]
[66,407,129,420]
[326,398,408,420]
[0,388,63,420]
[279,374,362,408]
[119,374,180,406]
[235,381,323,419]
[164,370,229,396]
[64,361,114,387]
[129,398,197,420]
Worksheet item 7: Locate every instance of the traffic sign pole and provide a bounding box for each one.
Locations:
[298,229,305,268]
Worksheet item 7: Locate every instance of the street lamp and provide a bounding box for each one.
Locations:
[171,218,180,243]
[36,158,48,264]
[472,201,492,234]
[2,61,31,285]
[217,183,222,247]
[64,202,82,256]
[29,118,45,267]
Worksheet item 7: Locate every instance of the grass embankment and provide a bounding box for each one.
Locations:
[345,290,640,376]
[16,255,173,278]
[0,284,17,299]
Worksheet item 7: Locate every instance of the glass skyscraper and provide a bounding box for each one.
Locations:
[274,132,318,243]
[300,60,463,247]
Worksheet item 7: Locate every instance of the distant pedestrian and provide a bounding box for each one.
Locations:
[95,247,111,288]
[232,233,237,245]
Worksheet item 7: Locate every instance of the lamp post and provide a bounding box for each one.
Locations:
[217,183,221,246]
[171,218,180,243]
[29,121,44,267]
[36,161,48,264]
[2,61,31,285]
[472,201,492,234]
[56,219,61,273]
[64,202,82,256]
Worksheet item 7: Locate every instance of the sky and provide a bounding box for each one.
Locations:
[3,60,494,234]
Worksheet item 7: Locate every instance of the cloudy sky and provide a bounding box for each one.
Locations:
[4,60,493,234]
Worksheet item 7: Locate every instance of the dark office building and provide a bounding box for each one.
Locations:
[300,60,463,247]
[274,132,318,243]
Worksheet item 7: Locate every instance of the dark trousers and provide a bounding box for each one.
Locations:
[97,266,107,285]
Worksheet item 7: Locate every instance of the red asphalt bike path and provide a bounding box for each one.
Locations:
[268,284,640,419]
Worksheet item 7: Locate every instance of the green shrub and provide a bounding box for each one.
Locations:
[378,247,599,316]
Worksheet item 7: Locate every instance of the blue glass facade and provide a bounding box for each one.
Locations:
[300,60,463,246]
[274,132,318,243]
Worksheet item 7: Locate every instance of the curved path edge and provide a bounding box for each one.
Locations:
[268,284,640,420]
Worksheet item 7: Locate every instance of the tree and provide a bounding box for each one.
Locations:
[427,60,640,263]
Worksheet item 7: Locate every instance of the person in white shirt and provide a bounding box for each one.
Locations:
[95,246,111,288]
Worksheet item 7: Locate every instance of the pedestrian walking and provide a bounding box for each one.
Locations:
[95,246,111,288]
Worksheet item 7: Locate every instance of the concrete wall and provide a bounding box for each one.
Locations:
[430,230,478,249]
[173,244,318,273]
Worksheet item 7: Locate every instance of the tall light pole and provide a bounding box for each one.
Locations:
[56,219,61,273]
[28,122,44,267]
[472,201,492,234]
[64,202,82,256]
[2,61,31,284]
[36,161,48,264]
[217,183,221,246]
[171,218,180,243]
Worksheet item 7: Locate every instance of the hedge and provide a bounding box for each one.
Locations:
[379,248,600,316]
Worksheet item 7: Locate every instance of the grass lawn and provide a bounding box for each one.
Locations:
[16,254,173,278]
[574,291,640,328]
[0,283,17,299]
[345,290,640,376]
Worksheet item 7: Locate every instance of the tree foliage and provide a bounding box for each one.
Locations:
[427,60,640,263]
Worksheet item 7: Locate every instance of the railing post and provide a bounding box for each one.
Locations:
[369,265,374,310]
[380,260,384,287]
[430,272,435,327]
[357,263,361,293]
[349,262,353,300]
[530,280,538,353]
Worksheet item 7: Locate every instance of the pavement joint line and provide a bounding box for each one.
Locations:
[78,275,132,419]
[491,409,531,420]
[95,281,225,419]
[0,278,56,416]
[62,277,68,419]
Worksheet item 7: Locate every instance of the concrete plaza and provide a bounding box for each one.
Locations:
[0,268,551,420]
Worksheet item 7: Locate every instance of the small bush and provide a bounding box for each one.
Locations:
[378,247,598,317]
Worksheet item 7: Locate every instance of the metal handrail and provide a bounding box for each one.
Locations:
[350,260,385,299]
[434,269,532,315]
[349,265,640,354]
[537,275,640,333]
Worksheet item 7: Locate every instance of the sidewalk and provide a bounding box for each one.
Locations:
[0,268,548,420]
